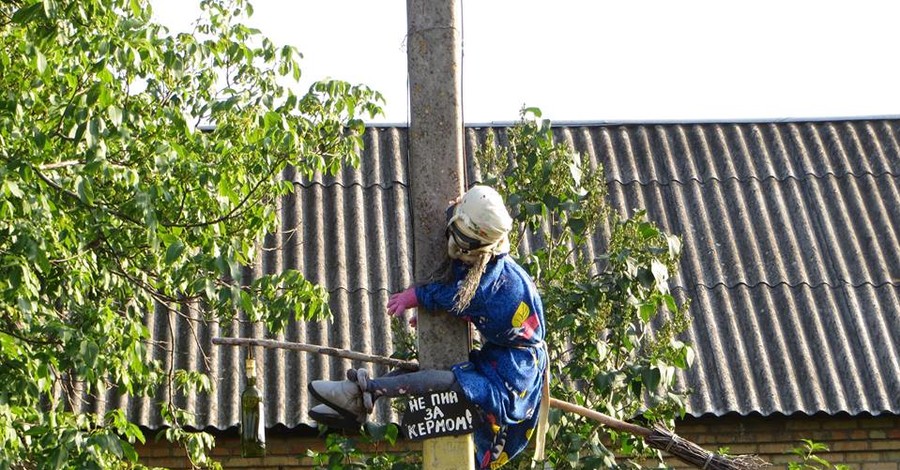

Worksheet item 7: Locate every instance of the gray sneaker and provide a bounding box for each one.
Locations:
[308,380,365,422]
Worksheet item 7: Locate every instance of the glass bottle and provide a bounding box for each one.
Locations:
[240,357,266,457]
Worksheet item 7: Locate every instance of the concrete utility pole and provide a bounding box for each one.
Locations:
[406,0,475,468]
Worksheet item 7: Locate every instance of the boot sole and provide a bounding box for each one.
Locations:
[308,407,361,432]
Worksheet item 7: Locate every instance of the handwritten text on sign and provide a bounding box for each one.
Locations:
[401,391,474,440]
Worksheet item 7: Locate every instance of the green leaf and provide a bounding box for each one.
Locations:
[107,105,123,127]
[663,294,678,313]
[384,423,399,445]
[522,106,542,118]
[638,222,659,239]
[42,0,58,18]
[49,446,67,470]
[80,339,99,368]
[99,433,124,458]
[3,181,23,199]
[639,303,656,322]
[630,378,642,396]
[543,193,559,210]
[667,234,682,257]
[34,129,47,149]
[121,439,138,462]
[568,217,586,235]
[75,176,95,205]
[595,340,608,361]
[0,333,20,356]
[642,367,661,391]
[129,0,142,16]
[34,48,47,74]
[651,259,669,290]
[672,342,695,369]
[568,159,583,187]
[165,239,185,264]
[12,2,43,23]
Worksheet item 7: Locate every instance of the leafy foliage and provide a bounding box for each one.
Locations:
[476,108,693,468]
[306,424,420,470]
[788,440,849,470]
[0,0,381,467]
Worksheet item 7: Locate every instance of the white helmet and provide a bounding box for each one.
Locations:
[446,185,513,255]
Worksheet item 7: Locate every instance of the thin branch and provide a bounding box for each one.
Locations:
[54,74,87,137]
[59,373,87,412]
[165,301,177,427]
[171,183,189,225]
[163,154,287,229]
[154,299,213,374]
[39,160,82,170]
[144,338,174,354]
[32,165,144,227]
[259,224,302,252]
[0,324,61,347]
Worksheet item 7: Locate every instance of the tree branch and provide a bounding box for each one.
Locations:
[39,160,82,170]
[0,324,61,347]
[31,165,144,227]
[163,152,287,229]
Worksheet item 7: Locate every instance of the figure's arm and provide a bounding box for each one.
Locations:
[415,282,460,313]
[387,281,467,328]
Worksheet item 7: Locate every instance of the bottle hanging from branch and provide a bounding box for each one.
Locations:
[241,355,266,457]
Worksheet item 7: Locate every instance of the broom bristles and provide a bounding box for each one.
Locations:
[646,427,770,470]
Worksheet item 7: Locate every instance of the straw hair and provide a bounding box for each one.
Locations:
[451,250,491,313]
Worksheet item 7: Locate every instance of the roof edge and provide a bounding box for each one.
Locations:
[683,409,899,420]
[363,114,900,129]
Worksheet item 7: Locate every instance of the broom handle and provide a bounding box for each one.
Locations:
[548,398,651,438]
[212,337,652,438]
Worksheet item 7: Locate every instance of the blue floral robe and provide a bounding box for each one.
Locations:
[416,255,547,469]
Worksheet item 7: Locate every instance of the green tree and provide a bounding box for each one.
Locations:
[477,109,693,468]
[0,0,381,467]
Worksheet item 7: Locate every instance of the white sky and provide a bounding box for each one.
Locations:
[150,0,900,124]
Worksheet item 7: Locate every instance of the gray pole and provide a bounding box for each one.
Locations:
[406,0,469,370]
[406,0,475,467]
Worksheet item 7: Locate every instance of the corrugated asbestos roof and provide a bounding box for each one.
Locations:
[79,119,899,430]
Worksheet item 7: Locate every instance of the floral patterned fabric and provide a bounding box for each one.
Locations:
[415,255,546,469]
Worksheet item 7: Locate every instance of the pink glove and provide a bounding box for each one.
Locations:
[387,287,418,317]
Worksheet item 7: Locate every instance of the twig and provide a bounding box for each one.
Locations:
[163,153,285,229]
[39,160,82,170]
[32,165,144,227]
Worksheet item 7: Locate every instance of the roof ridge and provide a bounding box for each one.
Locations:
[605,170,898,187]
[325,281,900,297]
[688,280,900,290]
[292,180,409,190]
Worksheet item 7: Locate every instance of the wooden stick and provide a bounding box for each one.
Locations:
[211,337,420,371]
[548,397,651,438]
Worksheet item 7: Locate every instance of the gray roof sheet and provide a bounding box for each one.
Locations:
[79,119,900,429]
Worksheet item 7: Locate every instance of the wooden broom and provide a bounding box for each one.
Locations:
[212,337,769,469]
